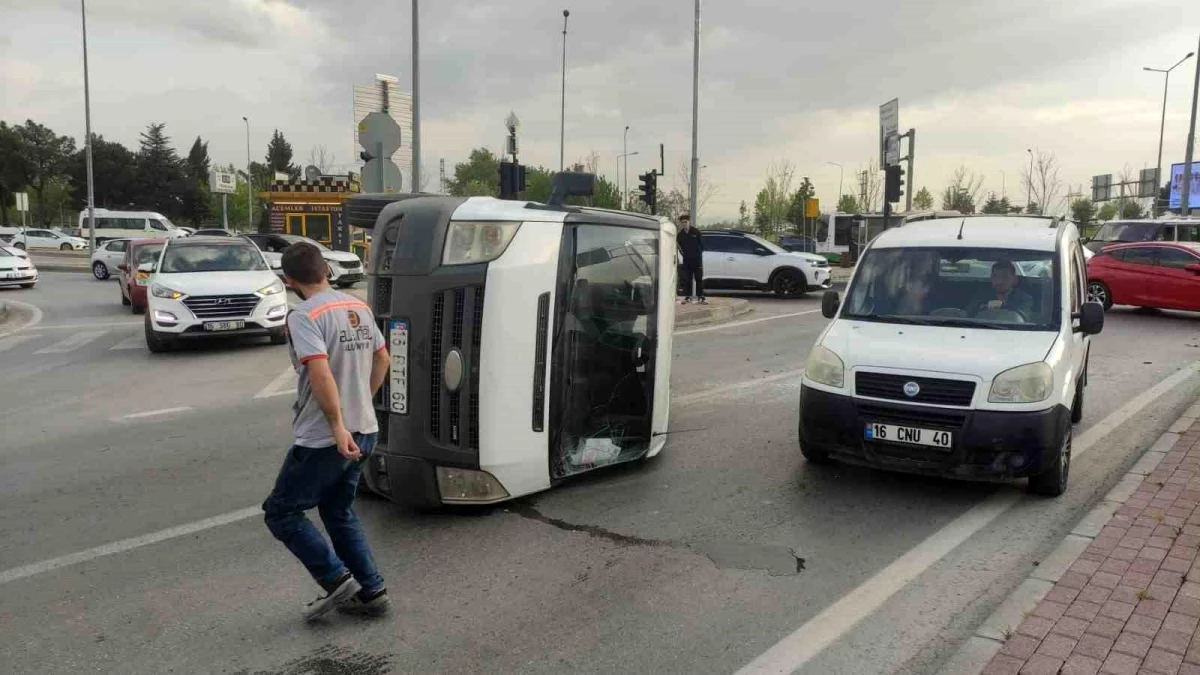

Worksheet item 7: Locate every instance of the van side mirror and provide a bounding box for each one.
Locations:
[821,290,841,319]
[1078,301,1104,335]
[1186,263,1200,275]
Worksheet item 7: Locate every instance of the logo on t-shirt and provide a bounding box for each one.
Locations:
[339,309,374,352]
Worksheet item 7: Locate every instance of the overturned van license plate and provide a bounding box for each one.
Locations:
[388,319,409,414]
[865,423,952,449]
[204,320,245,332]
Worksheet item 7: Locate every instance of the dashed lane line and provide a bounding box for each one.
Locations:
[33,330,107,354]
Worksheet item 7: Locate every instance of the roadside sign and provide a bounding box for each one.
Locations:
[359,111,402,157]
[1091,174,1113,202]
[879,98,899,166]
[1138,168,1159,199]
[15,192,28,212]
[1170,162,1200,209]
[805,198,820,219]
[209,168,237,194]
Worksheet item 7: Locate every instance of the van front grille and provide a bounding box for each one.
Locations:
[428,286,485,450]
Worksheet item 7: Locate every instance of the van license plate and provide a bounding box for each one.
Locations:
[388,319,409,415]
[865,423,952,449]
[204,320,244,332]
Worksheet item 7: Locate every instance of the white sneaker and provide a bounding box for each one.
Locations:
[304,573,361,622]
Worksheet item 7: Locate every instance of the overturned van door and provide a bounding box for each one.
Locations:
[358,193,675,509]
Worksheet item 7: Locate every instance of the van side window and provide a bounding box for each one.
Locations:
[149,220,168,231]
[1071,246,1085,313]
[1179,226,1200,243]
[1158,226,1175,241]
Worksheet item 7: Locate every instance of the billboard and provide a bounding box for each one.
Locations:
[1170,162,1200,209]
[1139,168,1159,199]
[1091,174,1112,202]
[209,168,237,194]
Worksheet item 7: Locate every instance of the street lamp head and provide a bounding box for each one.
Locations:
[563,9,569,17]
[505,111,520,132]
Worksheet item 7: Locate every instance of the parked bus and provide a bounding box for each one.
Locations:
[813,210,961,262]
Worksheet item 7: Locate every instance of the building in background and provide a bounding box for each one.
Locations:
[352,74,413,192]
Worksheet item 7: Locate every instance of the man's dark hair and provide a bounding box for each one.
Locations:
[281,242,327,284]
[992,260,1016,275]
[679,213,690,223]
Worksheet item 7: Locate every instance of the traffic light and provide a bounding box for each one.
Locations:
[638,172,658,214]
[498,161,528,199]
[885,164,905,204]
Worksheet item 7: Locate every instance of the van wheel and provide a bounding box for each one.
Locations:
[1029,425,1071,497]
[800,442,832,464]
[1086,281,1112,310]
[1071,378,1084,425]
[772,269,807,298]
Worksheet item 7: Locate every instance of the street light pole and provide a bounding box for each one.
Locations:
[412,0,421,193]
[623,125,630,210]
[1183,33,1200,217]
[243,117,252,233]
[560,9,569,172]
[688,0,701,225]
[1145,52,1195,217]
[826,161,844,211]
[81,0,96,253]
[1026,148,1035,214]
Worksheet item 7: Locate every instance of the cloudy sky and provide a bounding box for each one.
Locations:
[2,0,1198,220]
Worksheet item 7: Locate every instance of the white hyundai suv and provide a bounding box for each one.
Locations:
[142,237,288,352]
[699,230,832,297]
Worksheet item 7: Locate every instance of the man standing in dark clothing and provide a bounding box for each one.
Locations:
[677,214,706,304]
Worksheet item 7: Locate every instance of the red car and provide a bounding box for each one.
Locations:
[118,239,165,314]
[1086,241,1200,311]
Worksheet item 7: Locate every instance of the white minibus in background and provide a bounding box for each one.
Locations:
[77,209,186,243]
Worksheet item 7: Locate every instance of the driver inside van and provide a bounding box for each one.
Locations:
[973,260,1034,318]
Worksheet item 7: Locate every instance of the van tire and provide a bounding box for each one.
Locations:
[1029,425,1071,497]
[799,440,832,465]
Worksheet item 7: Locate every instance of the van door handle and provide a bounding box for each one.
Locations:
[726,256,735,261]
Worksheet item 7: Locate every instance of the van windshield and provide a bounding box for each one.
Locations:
[1093,221,1157,243]
[842,246,1060,331]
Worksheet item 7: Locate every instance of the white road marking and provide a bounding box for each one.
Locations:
[0,507,262,585]
[29,320,141,331]
[737,360,1200,675]
[109,335,144,351]
[120,406,193,420]
[254,365,296,399]
[676,309,821,336]
[673,369,805,406]
[0,334,38,353]
[0,297,44,338]
[33,330,107,354]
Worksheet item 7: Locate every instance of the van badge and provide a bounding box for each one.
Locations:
[903,381,920,398]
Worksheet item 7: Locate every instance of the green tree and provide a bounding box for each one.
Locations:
[1070,199,1096,230]
[787,177,816,231]
[837,193,860,213]
[0,122,30,227]
[66,135,139,211]
[1096,202,1118,221]
[1119,201,1145,219]
[265,129,298,179]
[135,123,186,218]
[179,136,213,225]
[981,195,1013,214]
[14,120,76,226]
[912,186,934,210]
[942,187,976,214]
[447,148,500,197]
[737,200,750,227]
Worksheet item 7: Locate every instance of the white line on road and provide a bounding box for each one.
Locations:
[0,507,262,585]
[254,365,296,399]
[673,369,805,406]
[109,335,145,351]
[0,333,38,353]
[737,361,1200,675]
[29,320,141,331]
[33,330,107,354]
[676,309,821,337]
[120,406,193,420]
[0,297,43,338]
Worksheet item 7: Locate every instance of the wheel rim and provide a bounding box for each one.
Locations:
[93,262,107,279]
[1087,282,1107,305]
[777,272,801,295]
[1060,432,1071,487]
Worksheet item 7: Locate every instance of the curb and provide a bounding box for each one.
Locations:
[674,299,753,329]
[35,263,89,274]
[0,297,43,338]
[938,425,1192,674]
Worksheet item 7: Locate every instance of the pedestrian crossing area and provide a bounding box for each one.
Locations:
[0,326,143,356]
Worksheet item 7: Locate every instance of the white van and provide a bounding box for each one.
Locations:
[77,209,185,243]
[799,215,1104,496]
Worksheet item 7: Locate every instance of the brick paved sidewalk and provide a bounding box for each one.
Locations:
[983,421,1200,675]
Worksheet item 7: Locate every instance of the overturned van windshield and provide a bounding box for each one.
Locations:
[843,247,1060,330]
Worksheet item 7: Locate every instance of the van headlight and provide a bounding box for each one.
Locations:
[805,345,845,388]
[442,221,521,266]
[989,362,1053,403]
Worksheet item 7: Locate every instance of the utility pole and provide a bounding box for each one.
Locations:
[688,0,701,225]
[1026,148,1035,214]
[411,0,421,194]
[1144,52,1194,216]
[1183,32,1200,216]
[859,170,868,214]
[243,117,252,232]
[81,0,96,253]
[901,128,916,212]
[439,158,446,194]
[560,10,569,172]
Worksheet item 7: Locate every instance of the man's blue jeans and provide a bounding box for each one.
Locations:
[263,432,384,594]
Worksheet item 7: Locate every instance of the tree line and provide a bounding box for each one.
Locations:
[0,119,304,231]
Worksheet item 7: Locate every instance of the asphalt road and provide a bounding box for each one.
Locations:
[3,273,1200,674]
